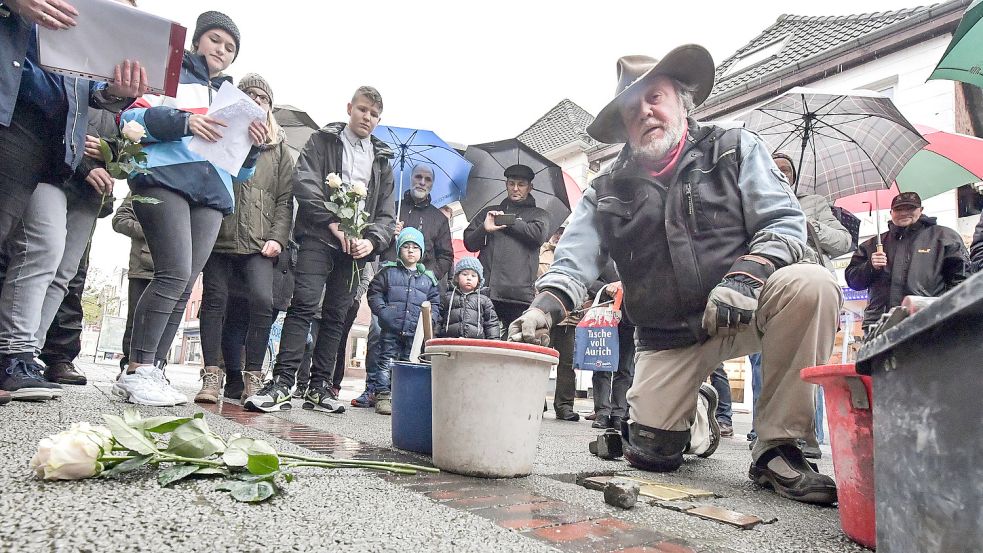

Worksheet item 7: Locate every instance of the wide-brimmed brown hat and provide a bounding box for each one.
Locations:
[587,45,715,144]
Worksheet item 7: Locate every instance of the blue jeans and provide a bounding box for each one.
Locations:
[749,352,824,444]
[376,329,412,395]
[709,364,733,426]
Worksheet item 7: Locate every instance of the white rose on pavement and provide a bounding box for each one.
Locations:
[351,182,368,198]
[121,120,147,143]
[30,424,113,480]
[325,173,343,189]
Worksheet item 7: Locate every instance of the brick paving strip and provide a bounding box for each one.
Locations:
[204,402,729,553]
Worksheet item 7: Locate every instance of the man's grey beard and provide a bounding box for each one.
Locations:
[410,187,430,201]
[630,113,686,167]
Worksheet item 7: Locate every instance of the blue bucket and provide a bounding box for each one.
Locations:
[391,361,432,454]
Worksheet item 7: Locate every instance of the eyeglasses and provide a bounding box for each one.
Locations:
[246,90,271,105]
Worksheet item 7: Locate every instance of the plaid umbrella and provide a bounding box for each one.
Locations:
[741,87,927,201]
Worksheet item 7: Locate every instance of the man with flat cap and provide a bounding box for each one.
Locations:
[464,163,550,330]
[847,191,969,333]
[509,45,843,505]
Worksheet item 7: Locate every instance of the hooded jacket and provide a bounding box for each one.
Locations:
[368,262,441,338]
[212,124,294,254]
[119,52,259,215]
[463,195,549,305]
[291,122,396,255]
[846,215,970,327]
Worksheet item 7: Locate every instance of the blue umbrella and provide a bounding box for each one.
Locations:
[372,125,472,211]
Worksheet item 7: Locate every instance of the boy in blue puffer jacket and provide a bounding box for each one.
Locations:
[367,227,440,415]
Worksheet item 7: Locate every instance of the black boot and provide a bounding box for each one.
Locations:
[749,443,837,505]
[622,421,690,472]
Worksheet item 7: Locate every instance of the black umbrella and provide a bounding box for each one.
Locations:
[462,139,572,234]
[273,104,320,161]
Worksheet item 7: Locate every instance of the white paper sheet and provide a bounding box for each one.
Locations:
[188,82,266,175]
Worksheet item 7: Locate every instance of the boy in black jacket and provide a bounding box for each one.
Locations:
[438,257,500,340]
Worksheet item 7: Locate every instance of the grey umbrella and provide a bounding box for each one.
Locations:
[740,87,927,201]
[273,105,320,161]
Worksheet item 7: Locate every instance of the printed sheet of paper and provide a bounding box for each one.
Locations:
[188,82,266,175]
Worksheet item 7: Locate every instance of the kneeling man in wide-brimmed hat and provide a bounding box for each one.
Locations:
[509,45,842,505]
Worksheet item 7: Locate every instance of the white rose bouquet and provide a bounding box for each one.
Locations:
[324,172,372,287]
[324,172,370,239]
[30,409,436,503]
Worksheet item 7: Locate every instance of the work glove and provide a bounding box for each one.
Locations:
[507,308,553,346]
[702,255,776,337]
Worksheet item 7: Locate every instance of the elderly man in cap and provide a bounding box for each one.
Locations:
[510,45,843,505]
[847,191,969,333]
[464,163,550,329]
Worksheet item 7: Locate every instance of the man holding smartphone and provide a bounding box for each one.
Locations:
[463,164,549,331]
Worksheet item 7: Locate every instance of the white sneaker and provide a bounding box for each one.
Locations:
[113,366,176,406]
[148,366,188,405]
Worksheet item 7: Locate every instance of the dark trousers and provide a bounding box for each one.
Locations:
[0,105,62,248]
[129,187,223,364]
[273,238,359,389]
[710,364,733,426]
[305,299,360,390]
[121,277,152,365]
[39,243,90,366]
[591,322,636,418]
[296,319,318,391]
[200,252,275,371]
[550,324,577,413]
[492,300,529,337]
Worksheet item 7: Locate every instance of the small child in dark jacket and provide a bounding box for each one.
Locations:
[367,227,440,414]
[438,257,500,339]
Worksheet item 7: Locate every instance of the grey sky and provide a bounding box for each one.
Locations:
[89,0,932,275]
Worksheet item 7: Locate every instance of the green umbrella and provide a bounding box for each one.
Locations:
[928,0,983,88]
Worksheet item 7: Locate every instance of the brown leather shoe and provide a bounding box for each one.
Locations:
[0,389,10,406]
[44,362,87,385]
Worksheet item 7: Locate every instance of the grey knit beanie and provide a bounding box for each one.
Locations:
[238,73,273,105]
[193,11,241,61]
[454,257,484,286]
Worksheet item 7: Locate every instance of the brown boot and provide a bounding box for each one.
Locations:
[241,370,264,402]
[194,366,224,404]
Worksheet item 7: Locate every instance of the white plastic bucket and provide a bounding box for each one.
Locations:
[425,338,558,478]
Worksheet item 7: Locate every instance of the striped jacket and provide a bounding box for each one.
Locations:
[120,52,258,215]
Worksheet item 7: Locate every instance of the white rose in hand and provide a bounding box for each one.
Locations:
[325,173,343,189]
[351,182,368,198]
[30,423,113,480]
[121,121,147,143]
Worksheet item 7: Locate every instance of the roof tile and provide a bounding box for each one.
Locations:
[710,6,935,98]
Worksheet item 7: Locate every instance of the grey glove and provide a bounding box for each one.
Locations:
[702,255,776,337]
[507,308,552,346]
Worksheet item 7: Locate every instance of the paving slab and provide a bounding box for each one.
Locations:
[0,361,869,553]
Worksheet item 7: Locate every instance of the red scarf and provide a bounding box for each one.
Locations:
[647,120,689,180]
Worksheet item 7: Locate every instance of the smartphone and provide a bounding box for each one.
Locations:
[494,213,516,226]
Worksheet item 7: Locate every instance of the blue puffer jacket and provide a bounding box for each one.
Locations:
[368,262,441,338]
[119,53,258,215]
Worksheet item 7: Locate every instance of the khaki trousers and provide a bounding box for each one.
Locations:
[626,263,842,461]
